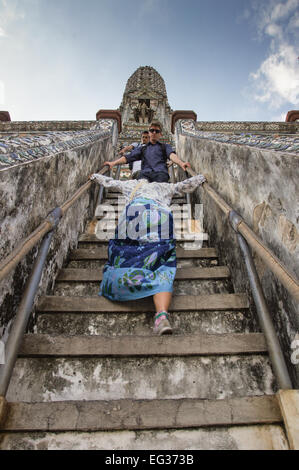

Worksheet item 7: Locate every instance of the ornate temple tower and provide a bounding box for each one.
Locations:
[96,66,196,147]
[119,66,173,132]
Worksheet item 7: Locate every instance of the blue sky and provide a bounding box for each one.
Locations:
[0,0,298,122]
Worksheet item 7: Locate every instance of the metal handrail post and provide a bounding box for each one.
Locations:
[168,163,175,183]
[0,225,58,396]
[115,164,121,180]
[96,185,105,208]
[230,211,293,390]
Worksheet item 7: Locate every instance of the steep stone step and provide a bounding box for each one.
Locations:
[6,354,276,402]
[102,197,187,205]
[54,267,232,297]
[56,266,230,282]
[104,193,186,201]
[37,293,249,313]
[88,234,209,242]
[1,396,282,432]
[71,246,218,259]
[36,310,258,336]
[84,230,208,242]
[0,424,289,450]
[68,258,216,269]
[53,279,232,297]
[0,424,289,451]
[18,332,267,357]
[95,208,193,220]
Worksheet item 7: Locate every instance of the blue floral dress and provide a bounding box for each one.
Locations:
[90,173,206,301]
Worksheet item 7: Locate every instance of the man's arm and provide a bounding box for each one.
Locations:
[169,152,191,171]
[103,156,127,169]
[103,145,143,169]
[119,145,134,156]
[124,146,143,164]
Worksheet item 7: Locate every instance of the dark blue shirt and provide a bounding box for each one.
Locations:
[126,142,174,176]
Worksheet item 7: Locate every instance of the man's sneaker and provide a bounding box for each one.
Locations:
[154,313,173,336]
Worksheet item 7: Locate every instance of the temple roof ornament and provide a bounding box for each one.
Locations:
[124,66,167,98]
[119,66,172,130]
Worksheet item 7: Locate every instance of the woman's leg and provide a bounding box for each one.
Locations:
[153,292,173,335]
[153,292,172,312]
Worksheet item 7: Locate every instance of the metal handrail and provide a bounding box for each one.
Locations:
[186,167,299,302]
[0,164,109,396]
[185,166,295,389]
[0,166,109,283]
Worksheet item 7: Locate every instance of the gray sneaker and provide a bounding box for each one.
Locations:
[154,318,173,336]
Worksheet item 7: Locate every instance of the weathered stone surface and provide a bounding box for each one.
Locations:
[70,246,218,259]
[196,120,299,135]
[277,389,299,450]
[19,332,267,356]
[6,355,276,402]
[36,310,259,336]
[53,278,232,297]
[0,396,8,427]
[176,121,299,387]
[0,424,289,450]
[0,120,97,132]
[1,396,282,432]
[0,123,116,338]
[37,293,249,312]
[56,266,230,282]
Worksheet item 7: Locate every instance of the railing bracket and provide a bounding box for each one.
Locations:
[229,210,243,233]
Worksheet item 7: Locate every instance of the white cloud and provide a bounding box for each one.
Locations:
[270,111,288,121]
[248,0,299,109]
[271,0,298,22]
[251,44,299,108]
[0,0,29,36]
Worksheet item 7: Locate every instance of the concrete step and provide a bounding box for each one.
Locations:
[37,293,249,313]
[103,196,187,204]
[71,246,217,259]
[1,396,282,432]
[0,423,289,450]
[54,267,232,297]
[87,220,208,241]
[53,280,232,298]
[88,233,209,242]
[104,193,186,201]
[67,258,216,269]
[36,310,258,336]
[18,332,267,357]
[6,353,276,402]
[57,266,230,282]
[95,207,192,219]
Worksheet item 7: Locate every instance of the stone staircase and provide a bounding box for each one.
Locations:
[0,188,289,450]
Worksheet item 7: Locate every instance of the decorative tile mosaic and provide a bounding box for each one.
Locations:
[179,120,299,155]
[0,120,114,169]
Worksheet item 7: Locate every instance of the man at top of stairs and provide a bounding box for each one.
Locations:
[104,121,191,183]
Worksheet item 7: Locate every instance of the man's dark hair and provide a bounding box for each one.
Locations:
[150,121,163,132]
[142,131,149,136]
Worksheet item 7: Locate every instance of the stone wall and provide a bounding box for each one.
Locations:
[196,121,299,134]
[176,120,299,387]
[0,120,117,340]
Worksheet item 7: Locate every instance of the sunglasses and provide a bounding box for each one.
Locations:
[149,129,161,134]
